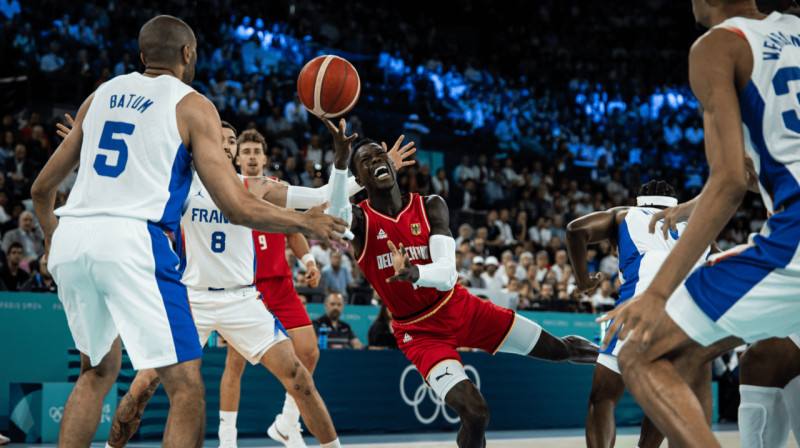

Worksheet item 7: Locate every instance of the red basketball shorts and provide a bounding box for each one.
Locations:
[393,286,515,380]
[256,276,312,330]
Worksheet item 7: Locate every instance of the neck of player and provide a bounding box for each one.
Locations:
[711,3,764,27]
[367,182,407,217]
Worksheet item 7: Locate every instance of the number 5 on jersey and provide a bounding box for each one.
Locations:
[94,120,134,178]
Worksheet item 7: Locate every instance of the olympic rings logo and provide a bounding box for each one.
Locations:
[399,364,480,425]
[49,406,63,423]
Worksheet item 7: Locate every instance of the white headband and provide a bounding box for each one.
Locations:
[637,196,678,207]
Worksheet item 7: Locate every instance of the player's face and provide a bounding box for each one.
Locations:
[221,128,237,161]
[236,141,267,177]
[353,143,395,189]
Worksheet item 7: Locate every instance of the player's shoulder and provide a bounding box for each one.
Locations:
[178,91,216,111]
[422,194,448,210]
[691,19,753,57]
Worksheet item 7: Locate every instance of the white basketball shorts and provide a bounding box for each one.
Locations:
[190,286,289,364]
[667,212,800,346]
[49,217,203,370]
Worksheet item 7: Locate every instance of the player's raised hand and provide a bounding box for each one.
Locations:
[383,135,416,170]
[303,201,349,247]
[305,263,321,287]
[321,117,358,168]
[56,113,75,139]
[386,240,419,284]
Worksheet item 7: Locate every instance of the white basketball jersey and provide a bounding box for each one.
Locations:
[56,73,196,232]
[617,207,709,301]
[716,12,800,215]
[179,173,255,290]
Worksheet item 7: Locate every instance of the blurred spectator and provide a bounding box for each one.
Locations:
[6,143,35,199]
[1,0,20,21]
[3,210,44,264]
[20,254,56,293]
[480,255,503,292]
[320,250,356,299]
[265,106,300,158]
[0,242,29,290]
[313,292,364,349]
[454,155,478,189]
[368,304,398,349]
[550,249,573,284]
[467,256,486,288]
[431,167,450,199]
[40,41,66,73]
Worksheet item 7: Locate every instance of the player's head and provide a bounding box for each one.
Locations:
[691,0,754,27]
[637,180,678,209]
[221,121,237,162]
[138,15,197,85]
[350,138,395,189]
[236,129,268,177]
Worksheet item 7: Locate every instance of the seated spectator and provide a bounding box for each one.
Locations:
[1,242,29,291]
[6,143,35,200]
[313,292,364,349]
[453,155,478,189]
[402,114,430,151]
[2,210,44,265]
[454,223,473,248]
[550,249,573,284]
[431,167,450,199]
[40,41,66,73]
[368,304,398,350]
[467,256,486,288]
[265,106,299,158]
[480,255,503,292]
[589,277,616,312]
[320,251,356,300]
[20,254,56,293]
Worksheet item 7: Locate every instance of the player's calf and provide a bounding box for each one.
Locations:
[107,369,161,448]
[445,380,490,448]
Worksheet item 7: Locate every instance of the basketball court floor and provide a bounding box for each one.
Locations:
[11,425,799,447]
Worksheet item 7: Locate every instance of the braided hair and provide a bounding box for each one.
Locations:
[638,180,677,199]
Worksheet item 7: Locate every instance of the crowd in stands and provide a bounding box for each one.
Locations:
[0,0,768,314]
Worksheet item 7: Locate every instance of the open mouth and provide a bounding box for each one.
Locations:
[374,165,390,180]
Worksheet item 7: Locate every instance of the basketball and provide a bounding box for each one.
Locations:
[297,55,361,118]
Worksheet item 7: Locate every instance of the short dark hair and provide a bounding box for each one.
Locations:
[349,138,381,175]
[138,15,195,66]
[7,242,23,254]
[221,120,237,136]
[638,180,677,198]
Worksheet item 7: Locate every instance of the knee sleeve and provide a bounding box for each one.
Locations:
[738,385,789,448]
[497,315,542,356]
[783,376,800,446]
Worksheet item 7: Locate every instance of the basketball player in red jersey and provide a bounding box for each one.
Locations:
[322,117,598,448]
[222,128,415,448]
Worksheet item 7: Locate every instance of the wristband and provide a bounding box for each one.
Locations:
[302,253,316,266]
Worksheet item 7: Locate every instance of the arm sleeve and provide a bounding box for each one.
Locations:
[285,176,363,209]
[414,234,458,291]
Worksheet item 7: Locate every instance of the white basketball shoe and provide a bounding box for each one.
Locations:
[267,414,308,448]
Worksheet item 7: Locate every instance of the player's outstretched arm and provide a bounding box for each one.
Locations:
[251,135,415,209]
[31,94,94,258]
[565,208,625,293]
[178,93,347,246]
[387,195,457,291]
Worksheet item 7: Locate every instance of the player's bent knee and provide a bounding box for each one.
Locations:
[497,315,542,356]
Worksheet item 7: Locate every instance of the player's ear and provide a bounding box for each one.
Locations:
[140,52,146,66]
[181,44,192,64]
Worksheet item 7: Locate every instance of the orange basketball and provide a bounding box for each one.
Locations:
[297,55,361,118]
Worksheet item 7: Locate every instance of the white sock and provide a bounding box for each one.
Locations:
[281,392,301,427]
[220,410,238,428]
[321,438,341,448]
[738,385,790,448]
[783,375,800,446]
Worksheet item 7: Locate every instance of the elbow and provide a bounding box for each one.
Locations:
[223,206,249,226]
[30,179,49,202]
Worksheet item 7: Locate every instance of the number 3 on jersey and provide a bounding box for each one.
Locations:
[211,231,226,253]
[94,120,134,178]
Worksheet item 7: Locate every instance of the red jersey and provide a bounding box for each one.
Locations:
[247,177,292,280]
[357,193,454,323]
